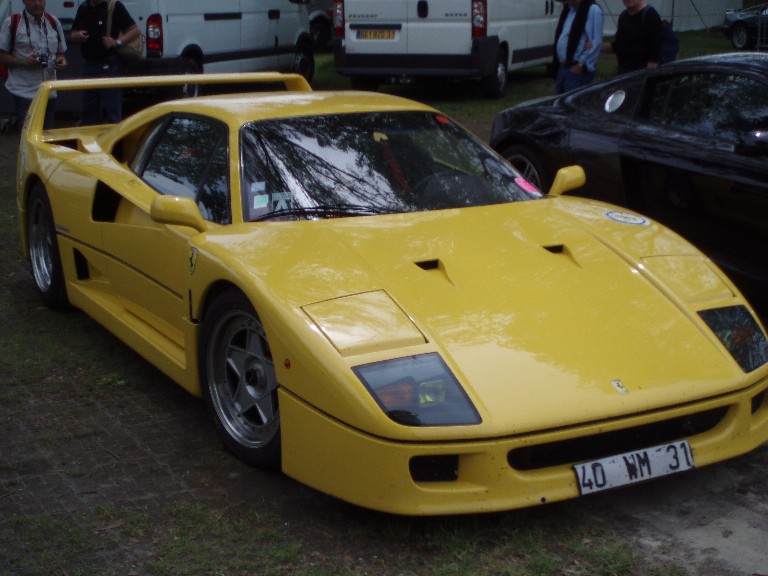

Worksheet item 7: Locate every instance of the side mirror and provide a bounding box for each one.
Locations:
[548,165,586,197]
[150,195,207,233]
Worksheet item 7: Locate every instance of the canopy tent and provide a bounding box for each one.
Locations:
[600,0,741,33]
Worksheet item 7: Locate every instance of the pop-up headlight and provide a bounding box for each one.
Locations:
[353,353,481,426]
[699,305,768,373]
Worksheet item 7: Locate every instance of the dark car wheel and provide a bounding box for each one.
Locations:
[27,184,68,309]
[500,144,549,193]
[731,23,754,50]
[200,290,281,469]
[481,48,508,99]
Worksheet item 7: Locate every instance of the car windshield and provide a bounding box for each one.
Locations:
[239,111,542,222]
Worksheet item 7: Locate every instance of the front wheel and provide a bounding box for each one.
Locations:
[500,144,549,193]
[27,184,68,308]
[731,23,754,50]
[199,290,281,468]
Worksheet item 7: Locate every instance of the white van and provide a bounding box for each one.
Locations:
[332,0,561,97]
[38,0,315,80]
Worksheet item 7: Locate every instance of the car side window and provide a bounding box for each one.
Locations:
[644,73,768,142]
[567,76,644,117]
[139,116,232,224]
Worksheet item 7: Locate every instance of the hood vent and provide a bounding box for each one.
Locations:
[415,258,455,286]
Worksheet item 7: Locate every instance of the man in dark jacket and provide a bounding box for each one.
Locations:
[70,0,139,124]
[602,0,663,75]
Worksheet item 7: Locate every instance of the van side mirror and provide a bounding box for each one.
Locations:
[548,165,586,197]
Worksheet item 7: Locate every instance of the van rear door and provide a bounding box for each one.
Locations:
[406,0,470,55]
[342,0,408,56]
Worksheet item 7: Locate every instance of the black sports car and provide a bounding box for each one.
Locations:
[490,53,768,310]
[722,3,768,50]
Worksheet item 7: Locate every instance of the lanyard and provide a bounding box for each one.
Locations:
[22,11,51,56]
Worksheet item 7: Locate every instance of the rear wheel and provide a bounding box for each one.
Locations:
[199,290,281,469]
[481,48,508,98]
[27,184,68,308]
[500,144,549,193]
[731,23,754,50]
[293,41,315,83]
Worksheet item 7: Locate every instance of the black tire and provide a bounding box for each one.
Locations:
[481,49,508,99]
[199,290,281,469]
[293,41,315,83]
[731,23,754,50]
[500,144,549,193]
[26,184,68,309]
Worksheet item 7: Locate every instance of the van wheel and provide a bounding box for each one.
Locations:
[482,49,508,98]
[179,58,203,98]
[293,42,315,83]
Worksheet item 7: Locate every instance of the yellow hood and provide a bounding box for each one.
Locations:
[198,196,762,438]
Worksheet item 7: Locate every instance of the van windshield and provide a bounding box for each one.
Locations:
[239,111,542,222]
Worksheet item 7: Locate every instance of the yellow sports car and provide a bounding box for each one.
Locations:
[16,73,768,515]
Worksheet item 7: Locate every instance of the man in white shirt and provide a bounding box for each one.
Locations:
[0,0,67,130]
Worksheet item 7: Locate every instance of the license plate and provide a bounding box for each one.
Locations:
[357,29,396,40]
[574,440,695,495]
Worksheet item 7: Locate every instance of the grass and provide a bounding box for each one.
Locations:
[0,30,740,576]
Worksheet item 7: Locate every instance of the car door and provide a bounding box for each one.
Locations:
[620,71,768,240]
[163,0,242,72]
[556,74,648,204]
[102,115,231,347]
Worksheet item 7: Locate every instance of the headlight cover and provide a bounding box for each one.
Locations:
[699,305,768,373]
[353,353,482,427]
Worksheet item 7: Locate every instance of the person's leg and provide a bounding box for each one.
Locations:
[13,95,32,130]
[100,58,124,123]
[43,97,57,130]
[555,67,569,95]
[80,60,106,125]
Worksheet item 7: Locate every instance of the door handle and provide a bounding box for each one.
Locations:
[417,0,428,19]
[268,9,280,20]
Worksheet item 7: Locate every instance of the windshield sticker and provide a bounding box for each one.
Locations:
[252,194,270,209]
[605,210,649,226]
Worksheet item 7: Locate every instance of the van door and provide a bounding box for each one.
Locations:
[342,0,409,56]
[240,0,281,71]
[267,0,308,70]
[160,0,242,73]
[407,0,471,55]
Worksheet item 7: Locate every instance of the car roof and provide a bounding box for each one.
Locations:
[666,51,768,73]
[141,90,438,126]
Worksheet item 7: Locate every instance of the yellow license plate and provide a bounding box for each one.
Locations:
[357,29,396,40]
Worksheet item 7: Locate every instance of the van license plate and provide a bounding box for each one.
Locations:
[357,29,396,40]
[574,440,694,495]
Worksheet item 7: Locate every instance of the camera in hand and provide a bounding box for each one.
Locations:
[37,54,48,67]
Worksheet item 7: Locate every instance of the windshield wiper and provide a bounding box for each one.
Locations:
[250,204,396,222]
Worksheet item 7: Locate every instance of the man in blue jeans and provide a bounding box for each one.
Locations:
[70,0,139,124]
[553,0,604,95]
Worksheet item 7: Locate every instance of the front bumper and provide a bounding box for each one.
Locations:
[280,376,768,515]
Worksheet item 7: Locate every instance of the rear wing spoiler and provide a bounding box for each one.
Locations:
[24,72,313,136]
